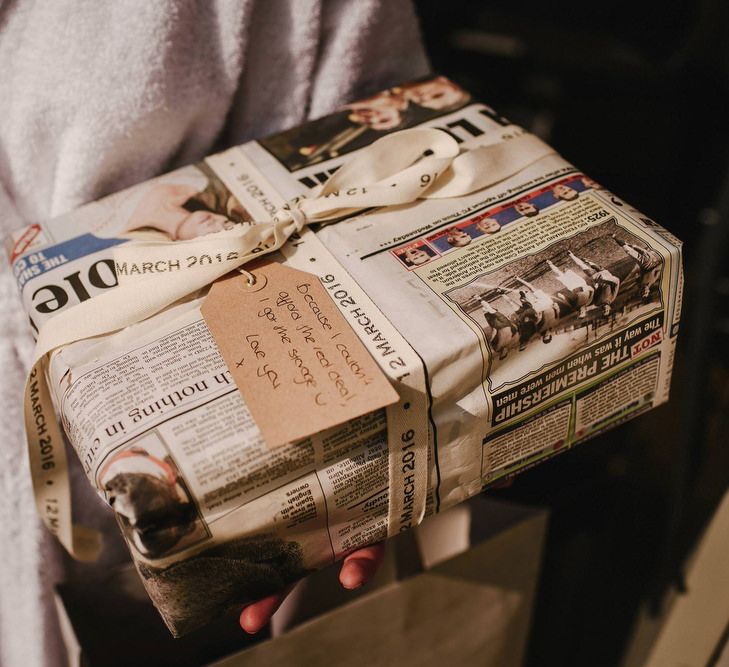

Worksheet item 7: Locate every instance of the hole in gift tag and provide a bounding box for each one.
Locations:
[235,268,268,293]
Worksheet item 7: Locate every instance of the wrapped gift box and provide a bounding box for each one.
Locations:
[9,75,682,635]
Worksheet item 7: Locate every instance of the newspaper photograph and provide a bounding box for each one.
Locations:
[258,76,473,171]
[444,216,664,390]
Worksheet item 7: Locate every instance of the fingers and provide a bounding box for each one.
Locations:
[239,542,386,634]
[239,584,295,634]
[339,542,385,590]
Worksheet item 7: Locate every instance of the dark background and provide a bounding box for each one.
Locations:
[414,1,729,665]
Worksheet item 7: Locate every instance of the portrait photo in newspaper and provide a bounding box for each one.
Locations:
[89,162,252,242]
[98,431,211,560]
[258,76,472,171]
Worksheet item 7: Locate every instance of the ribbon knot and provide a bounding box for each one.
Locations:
[286,202,308,233]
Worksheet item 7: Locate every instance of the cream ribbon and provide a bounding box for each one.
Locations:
[24,128,555,559]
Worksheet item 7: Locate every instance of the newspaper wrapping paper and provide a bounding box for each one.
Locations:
[13,76,683,635]
[25,129,555,561]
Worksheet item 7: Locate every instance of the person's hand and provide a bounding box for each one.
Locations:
[239,543,385,634]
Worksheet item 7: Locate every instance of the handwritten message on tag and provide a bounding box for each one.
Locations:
[201,261,399,449]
